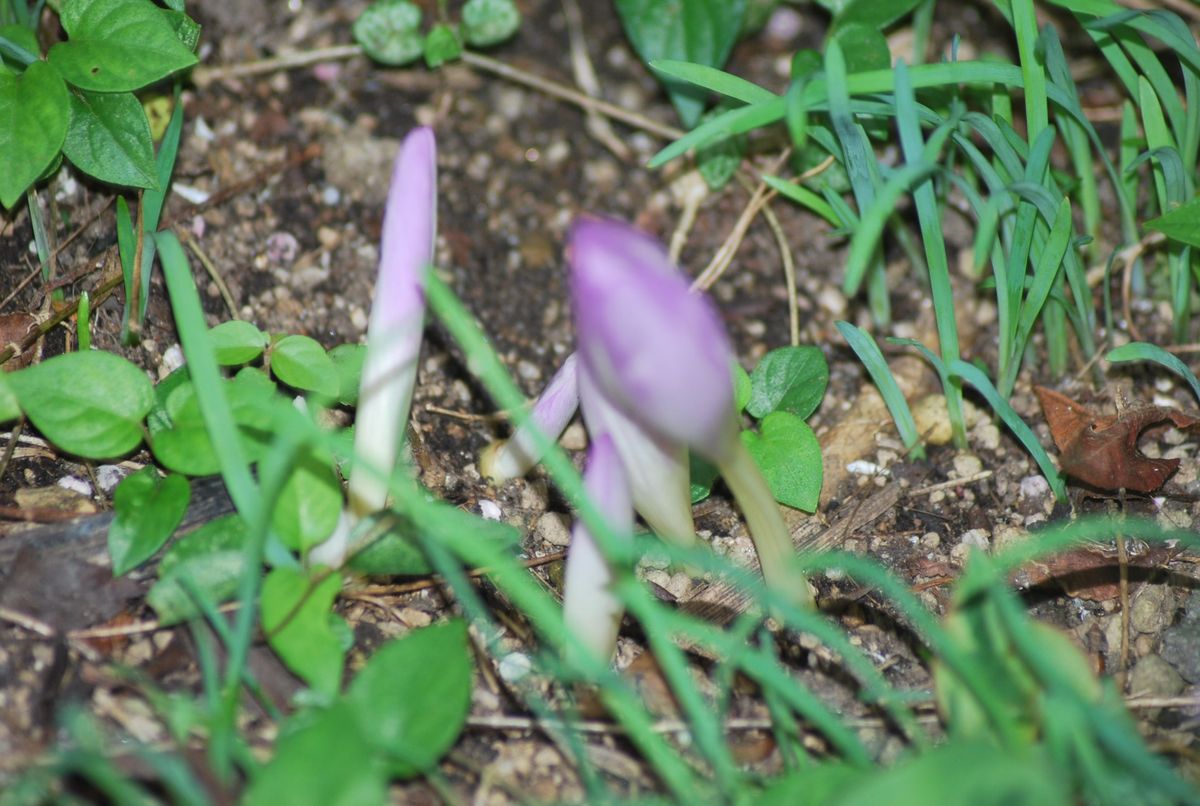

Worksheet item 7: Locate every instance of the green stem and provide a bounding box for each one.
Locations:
[717,438,811,607]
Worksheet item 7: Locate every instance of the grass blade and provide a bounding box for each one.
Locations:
[836,321,923,458]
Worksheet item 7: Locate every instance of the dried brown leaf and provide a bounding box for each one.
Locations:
[1035,386,1199,493]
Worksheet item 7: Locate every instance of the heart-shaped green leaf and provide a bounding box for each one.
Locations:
[242,701,386,806]
[147,514,246,624]
[262,567,345,698]
[271,334,339,398]
[9,350,153,459]
[109,467,190,575]
[63,88,156,188]
[49,0,197,92]
[747,345,829,420]
[209,320,268,365]
[329,343,365,406]
[346,620,471,777]
[0,61,69,208]
[740,411,822,512]
[272,445,342,555]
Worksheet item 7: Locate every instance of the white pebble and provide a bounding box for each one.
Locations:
[478,499,502,521]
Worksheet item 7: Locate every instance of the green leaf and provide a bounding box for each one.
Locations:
[272,445,342,555]
[346,620,472,776]
[0,25,39,69]
[1145,194,1200,249]
[828,23,891,74]
[1106,341,1200,404]
[696,107,745,191]
[460,0,520,48]
[833,0,924,32]
[347,517,432,576]
[329,344,365,406]
[349,501,518,576]
[62,88,156,188]
[48,0,197,92]
[733,363,752,413]
[262,567,345,698]
[0,61,69,208]
[353,0,423,66]
[614,0,748,128]
[746,345,829,419]
[209,320,268,365]
[148,368,278,475]
[243,701,387,806]
[836,321,923,458]
[147,514,247,624]
[423,23,461,68]
[8,350,153,458]
[109,468,190,575]
[271,335,339,398]
[740,412,822,512]
[689,452,719,503]
[0,372,21,423]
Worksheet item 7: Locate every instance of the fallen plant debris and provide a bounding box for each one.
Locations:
[1034,385,1200,494]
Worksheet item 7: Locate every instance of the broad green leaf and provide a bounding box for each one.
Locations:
[243,701,386,806]
[422,23,461,68]
[9,350,153,458]
[746,345,829,419]
[209,320,267,365]
[62,88,156,188]
[0,372,20,423]
[161,9,201,52]
[347,516,432,576]
[147,514,246,624]
[740,412,822,512]
[0,25,39,69]
[615,0,748,128]
[272,446,342,554]
[828,23,891,74]
[109,468,190,575]
[271,334,339,398]
[346,620,472,776]
[733,363,752,413]
[460,0,520,47]
[1146,194,1200,249]
[0,61,69,208]
[148,370,277,475]
[688,451,719,503]
[261,567,345,698]
[329,343,365,406]
[353,0,422,66]
[833,0,924,32]
[49,0,197,92]
[349,501,518,576]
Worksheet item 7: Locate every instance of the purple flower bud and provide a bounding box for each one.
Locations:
[578,360,693,547]
[569,217,738,460]
[311,127,436,568]
[562,433,632,662]
[347,126,436,519]
[481,353,579,484]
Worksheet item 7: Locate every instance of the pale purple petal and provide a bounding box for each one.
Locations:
[569,217,737,459]
[346,126,437,521]
[481,353,579,483]
[562,433,632,662]
[578,362,694,547]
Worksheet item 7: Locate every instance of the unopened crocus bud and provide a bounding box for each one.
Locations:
[569,217,810,606]
[562,433,632,663]
[569,217,739,460]
[310,126,437,568]
[481,353,579,484]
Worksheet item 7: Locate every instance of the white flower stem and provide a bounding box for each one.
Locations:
[718,438,812,607]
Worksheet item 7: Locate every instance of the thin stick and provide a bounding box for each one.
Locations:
[179,228,239,319]
[907,470,993,497]
[461,51,684,142]
[192,44,364,85]
[561,0,631,160]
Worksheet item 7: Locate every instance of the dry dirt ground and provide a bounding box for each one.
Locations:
[1,0,1199,800]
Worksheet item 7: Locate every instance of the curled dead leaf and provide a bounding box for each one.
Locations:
[1035,386,1199,493]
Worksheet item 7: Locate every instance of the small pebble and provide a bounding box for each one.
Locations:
[952,453,983,478]
[478,499,502,521]
[498,652,532,682]
[1131,584,1171,635]
[535,512,571,547]
[95,465,128,494]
